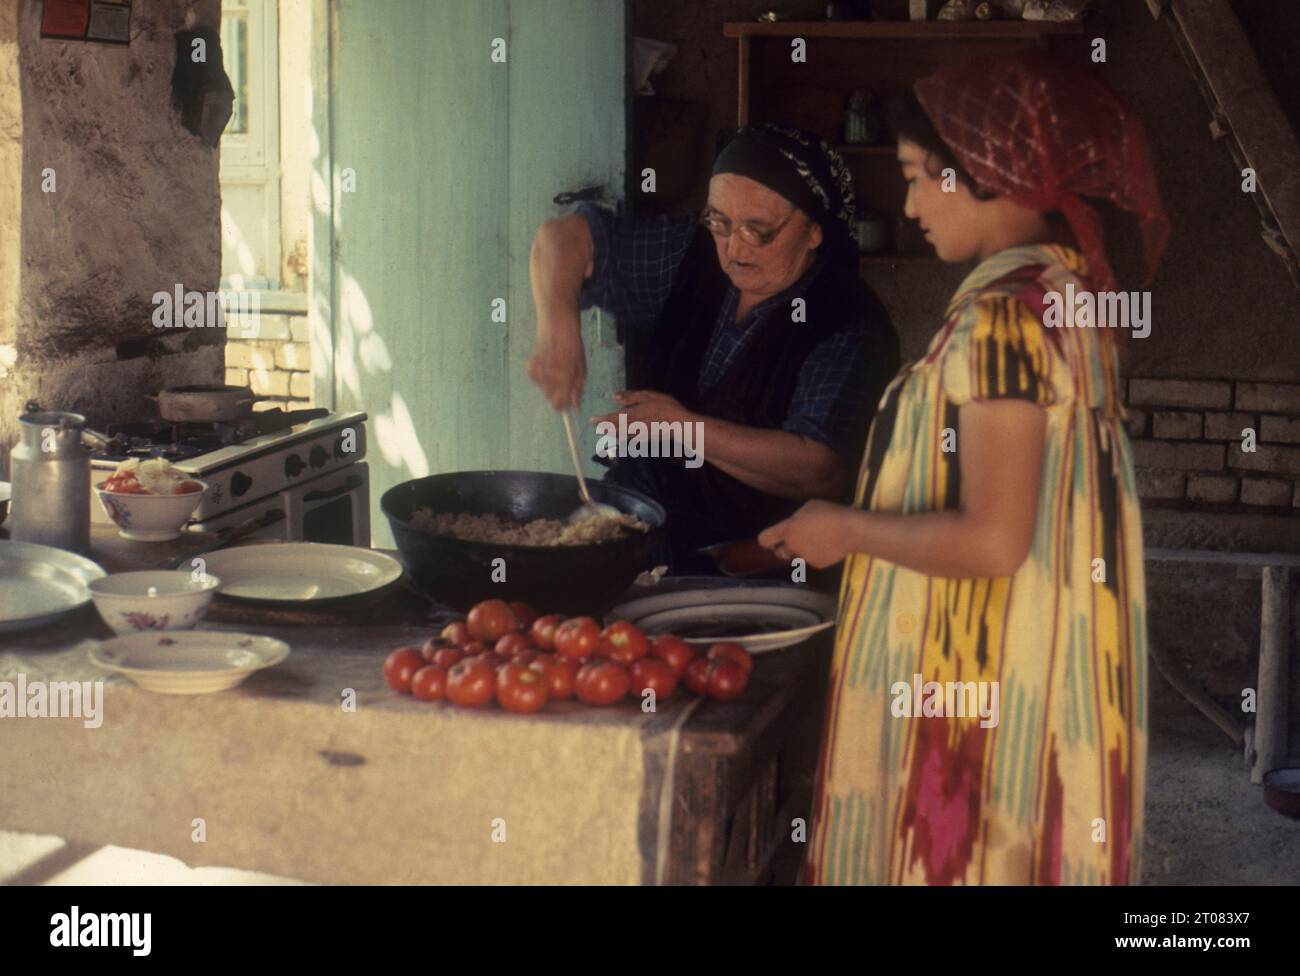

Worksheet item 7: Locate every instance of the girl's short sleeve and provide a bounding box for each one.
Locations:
[941,295,1067,408]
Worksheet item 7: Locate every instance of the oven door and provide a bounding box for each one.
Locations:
[190,462,370,547]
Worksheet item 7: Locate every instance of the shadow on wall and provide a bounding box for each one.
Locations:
[303,73,428,487]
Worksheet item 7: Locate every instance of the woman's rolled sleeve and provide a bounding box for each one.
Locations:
[574,202,697,333]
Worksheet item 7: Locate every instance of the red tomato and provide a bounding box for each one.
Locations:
[508,601,538,630]
[529,654,577,701]
[496,664,548,714]
[495,632,537,658]
[575,659,630,706]
[420,636,450,663]
[554,617,601,660]
[509,649,539,668]
[446,660,496,708]
[431,647,465,670]
[468,651,506,671]
[531,614,565,650]
[441,621,471,645]
[684,657,712,696]
[706,660,748,701]
[383,647,425,693]
[458,639,489,656]
[650,634,696,677]
[706,642,753,677]
[467,599,518,642]
[411,665,448,701]
[629,658,678,701]
[599,621,649,665]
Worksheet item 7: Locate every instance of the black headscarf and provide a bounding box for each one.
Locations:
[711,122,859,276]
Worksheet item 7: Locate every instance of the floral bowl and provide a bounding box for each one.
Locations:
[95,480,209,542]
[88,571,221,635]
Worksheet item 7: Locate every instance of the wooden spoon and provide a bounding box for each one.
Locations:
[561,410,621,525]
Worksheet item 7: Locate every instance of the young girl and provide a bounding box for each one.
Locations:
[758,51,1169,885]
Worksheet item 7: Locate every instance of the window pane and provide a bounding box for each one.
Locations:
[221,13,249,135]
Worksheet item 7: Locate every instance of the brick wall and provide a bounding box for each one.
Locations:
[224,311,313,411]
[1128,378,1300,512]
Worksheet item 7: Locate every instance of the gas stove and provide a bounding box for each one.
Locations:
[89,410,371,546]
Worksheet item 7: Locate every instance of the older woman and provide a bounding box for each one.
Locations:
[527,124,899,570]
[759,52,1169,884]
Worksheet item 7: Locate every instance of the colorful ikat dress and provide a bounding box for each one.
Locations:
[806,244,1147,885]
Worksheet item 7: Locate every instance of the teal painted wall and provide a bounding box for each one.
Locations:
[317,0,627,546]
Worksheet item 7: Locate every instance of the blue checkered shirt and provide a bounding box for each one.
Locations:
[576,202,877,455]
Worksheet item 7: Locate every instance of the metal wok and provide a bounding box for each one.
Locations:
[381,470,666,615]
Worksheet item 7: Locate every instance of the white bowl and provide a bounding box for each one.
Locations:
[89,631,290,695]
[95,479,209,541]
[88,570,221,635]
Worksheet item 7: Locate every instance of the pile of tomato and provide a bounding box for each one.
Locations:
[382,598,753,715]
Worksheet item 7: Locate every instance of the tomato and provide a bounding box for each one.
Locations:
[458,639,489,656]
[383,647,425,693]
[411,665,448,702]
[684,657,712,696]
[431,647,465,670]
[554,617,601,660]
[629,658,678,701]
[420,636,450,663]
[508,601,538,630]
[446,660,496,708]
[529,654,577,701]
[707,660,748,701]
[495,632,537,658]
[509,649,539,668]
[599,621,649,665]
[531,614,565,650]
[650,634,696,677]
[575,659,630,706]
[441,621,471,645]
[468,651,506,671]
[496,664,548,714]
[706,642,753,677]
[467,599,517,641]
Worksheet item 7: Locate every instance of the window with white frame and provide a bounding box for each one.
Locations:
[220,0,281,291]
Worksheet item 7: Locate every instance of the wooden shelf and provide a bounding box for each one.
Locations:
[724,20,1085,40]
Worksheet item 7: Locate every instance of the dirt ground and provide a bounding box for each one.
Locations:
[1142,674,1300,885]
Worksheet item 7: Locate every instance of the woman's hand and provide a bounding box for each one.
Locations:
[526,318,587,410]
[758,499,855,569]
[590,390,694,428]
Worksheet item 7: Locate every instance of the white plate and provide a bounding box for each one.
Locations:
[607,585,837,653]
[89,631,290,694]
[0,540,107,632]
[198,543,404,604]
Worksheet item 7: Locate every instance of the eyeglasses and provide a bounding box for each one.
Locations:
[699,207,798,248]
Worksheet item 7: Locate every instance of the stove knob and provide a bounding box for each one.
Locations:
[309,445,328,469]
[285,453,306,478]
[231,472,253,498]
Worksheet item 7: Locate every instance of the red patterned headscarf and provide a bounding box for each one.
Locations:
[913,50,1169,291]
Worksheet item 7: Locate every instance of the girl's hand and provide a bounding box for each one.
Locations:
[758,500,855,569]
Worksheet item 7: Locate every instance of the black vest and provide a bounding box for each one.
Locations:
[610,225,898,557]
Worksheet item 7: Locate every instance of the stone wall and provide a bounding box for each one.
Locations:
[0,0,224,474]
[225,310,314,410]
[1129,379,1300,511]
